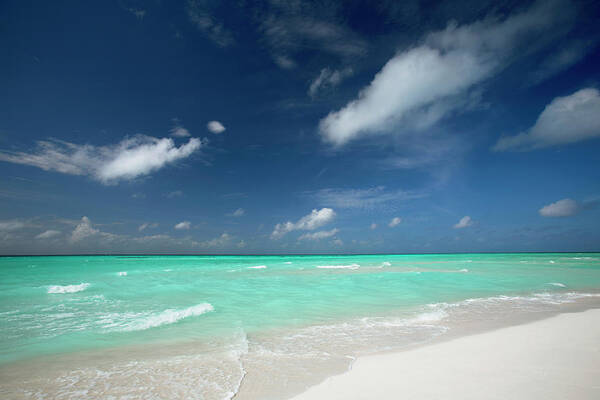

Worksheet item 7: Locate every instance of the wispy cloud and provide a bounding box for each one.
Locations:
[35,230,61,239]
[298,228,339,241]
[530,39,598,84]
[0,220,26,231]
[0,135,205,184]
[272,208,336,239]
[226,208,245,217]
[166,190,184,199]
[259,3,367,69]
[138,222,158,232]
[186,0,234,47]
[170,119,191,137]
[309,67,353,97]
[319,0,573,146]
[313,186,426,209]
[493,88,600,151]
[453,216,473,229]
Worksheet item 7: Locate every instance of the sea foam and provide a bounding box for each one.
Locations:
[118,271,127,276]
[316,264,359,270]
[116,303,214,332]
[248,265,267,269]
[47,283,90,294]
[548,282,567,287]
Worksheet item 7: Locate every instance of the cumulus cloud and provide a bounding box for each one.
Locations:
[314,186,426,209]
[493,88,600,151]
[388,217,402,227]
[174,221,191,230]
[201,233,231,248]
[370,223,377,230]
[0,135,204,184]
[207,121,226,134]
[309,67,353,97]
[271,208,336,239]
[35,230,61,239]
[539,198,579,217]
[226,208,245,217]
[453,216,473,229]
[70,217,99,242]
[298,228,339,241]
[318,0,571,146]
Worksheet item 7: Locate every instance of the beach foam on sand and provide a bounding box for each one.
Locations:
[291,309,600,400]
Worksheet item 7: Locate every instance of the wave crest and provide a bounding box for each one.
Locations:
[47,283,90,294]
[113,303,214,332]
[316,264,359,270]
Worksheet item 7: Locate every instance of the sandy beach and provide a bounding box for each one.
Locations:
[291,309,600,400]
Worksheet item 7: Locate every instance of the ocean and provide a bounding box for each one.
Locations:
[1,253,600,399]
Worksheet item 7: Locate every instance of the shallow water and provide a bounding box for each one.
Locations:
[1,253,600,399]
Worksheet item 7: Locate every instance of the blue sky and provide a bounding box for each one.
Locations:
[1,0,599,254]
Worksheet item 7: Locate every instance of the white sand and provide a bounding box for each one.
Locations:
[291,309,600,400]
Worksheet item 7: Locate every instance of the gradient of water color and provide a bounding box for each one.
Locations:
[1,253,600,399]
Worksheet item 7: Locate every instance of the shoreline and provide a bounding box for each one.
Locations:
[2,293,600,399]
[289,308,600,400]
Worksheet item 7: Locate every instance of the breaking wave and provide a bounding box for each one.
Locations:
[109,303,214,332]
[316,264,360,270]
[47,283,90,294]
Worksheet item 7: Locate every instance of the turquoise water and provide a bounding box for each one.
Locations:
[1,253,600,399]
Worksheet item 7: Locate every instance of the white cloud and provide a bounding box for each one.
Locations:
[539,198,579,217]
[138,223,158,232]
[207,121,226,134]
[370,223,377,230]
[271,208,336,239]
[388,217,402,227]
[453,216,473,229]
[226,208,245,217]
[260,12,367,69]
[166,190,183,198]
[530,40,597,84]
[170,122,190,137]
[298,228,339,241]
[0,135,204,184]
[331,238,343,246]
[273,55,296,69]
[174,221,191,230]
[201,233,231,248]
[35,230,61,239]
[70,216,99,242]
[314,186,426,209]
[0,220,26,231]
[493,88,600,151]
[186,0,234,47]
[318,0,568,146]
[309,67,353,97]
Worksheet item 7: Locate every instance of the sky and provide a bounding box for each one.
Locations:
[1,0,599,255]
